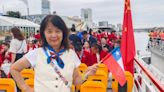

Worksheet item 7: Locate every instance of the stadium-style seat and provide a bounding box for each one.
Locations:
[71,85,75,92]
[76,63,87,92]
[0,78,16,92]
[21,79,34,92]
[88,70,108,87]
[98,63,108,75]
[25,79,34,88]
[111,71,134,92]
[80,81,106,92]
[78,63,87,74]
[21,69,34,80]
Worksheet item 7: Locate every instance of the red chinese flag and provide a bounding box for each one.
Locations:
[121,0,136,75]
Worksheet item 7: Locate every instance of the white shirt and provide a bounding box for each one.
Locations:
[28,36,35,42]
[24,48,81,92]
[9,39,27,54]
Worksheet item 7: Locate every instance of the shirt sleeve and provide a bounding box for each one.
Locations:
[70,49,81,68]
[24,49,38,67]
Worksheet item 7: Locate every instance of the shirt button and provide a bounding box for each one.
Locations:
[55,85,58,88]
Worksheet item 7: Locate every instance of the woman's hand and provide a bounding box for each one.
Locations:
[84,63,99,77]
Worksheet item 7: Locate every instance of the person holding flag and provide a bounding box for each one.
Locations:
[10,15,99,92]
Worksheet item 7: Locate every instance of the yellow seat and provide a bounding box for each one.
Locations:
[78,63,87,74]
[76,63,87,92]
[25,79,34,88]
[98,63,108,74]
[22,79,34,92]
[80,81,106,92]
[88,70,108,87]
[21,69,34,80]
[0,78,16,92]
[71,85,75,92]
[111,71,134,92]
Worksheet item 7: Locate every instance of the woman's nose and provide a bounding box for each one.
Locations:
[51,32,57,37]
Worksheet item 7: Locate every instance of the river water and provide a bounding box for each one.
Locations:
[134,31,150,56]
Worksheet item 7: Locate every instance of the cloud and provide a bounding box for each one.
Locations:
[0,0,164,28]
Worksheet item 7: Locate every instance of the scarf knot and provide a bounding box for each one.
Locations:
[45,45,65,69]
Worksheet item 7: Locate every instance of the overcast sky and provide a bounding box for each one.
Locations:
[0,0,164,28]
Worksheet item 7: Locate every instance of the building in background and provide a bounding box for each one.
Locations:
[22,14,47,25]
[42,0,50,14]
[22,14,84,31]
[98,21,108,28]
[81,8,92,29]
[108,24,116,30]
[97,21,116,32]
[117,24,122,32]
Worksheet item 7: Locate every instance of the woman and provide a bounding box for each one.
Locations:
[0,42,11,66]
[83,41,90,52]
[8,27,27,63]
[10,15,98,92]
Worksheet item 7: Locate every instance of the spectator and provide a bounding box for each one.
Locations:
[8,27,27,63]
[82,31,97,46]
[10,15,99,92]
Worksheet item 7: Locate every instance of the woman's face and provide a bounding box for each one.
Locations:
[91,47,98,54]
[101,38,106,44]
[1,44,8,51]
[44,22,63,49]
[83,42,90,49]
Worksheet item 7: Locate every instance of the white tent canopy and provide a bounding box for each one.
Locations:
[0,16,40,27]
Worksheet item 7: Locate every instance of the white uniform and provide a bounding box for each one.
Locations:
[9,39,27,54]
[24,48,81,92]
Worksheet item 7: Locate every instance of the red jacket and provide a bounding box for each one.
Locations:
[0,54,4,67]
[108,34,117,41]
[100,50,108,60]
[81,50,98,66]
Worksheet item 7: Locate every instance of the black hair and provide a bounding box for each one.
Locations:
[82,31,88,35]
[40,15,69,50]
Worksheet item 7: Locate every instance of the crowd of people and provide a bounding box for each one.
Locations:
[69,26,121,66]
[148,28,164,51]
[0,27,41,78]
[0,15,121,92]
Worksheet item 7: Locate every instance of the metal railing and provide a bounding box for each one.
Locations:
[134,58,164,92]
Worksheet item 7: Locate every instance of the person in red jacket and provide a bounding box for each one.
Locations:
[108,30,117,41]
[0,42,11,66]
[0,44,3,66]
[83,41,90,53]
[81,43,100,66]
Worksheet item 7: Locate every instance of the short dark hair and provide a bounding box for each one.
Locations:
[2,42,9,48]
[40,15,69,50]
[82,31,88,35]
[71,24,76,32]
[89,28,93,35]
[11,27,24,41]
[91,43,102,53]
